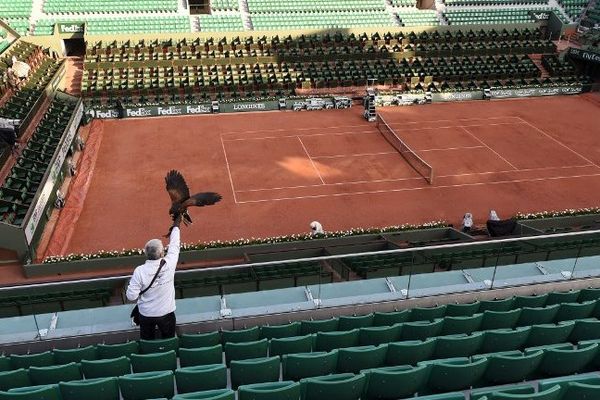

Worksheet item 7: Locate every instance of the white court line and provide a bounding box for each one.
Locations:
[515,116,600,169]
[312,151,398,159]
[223,130,379,142]
[234,164,596,193]
[419,145,485,153]
[220,135,238,204]
[380,116,521,125]
[219,124,370,137]
[386,121,524,133]
[298,136,325,185]
[235,173,600,204]
[460,126,518,170]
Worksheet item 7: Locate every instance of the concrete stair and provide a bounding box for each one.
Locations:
[529,54,552,79]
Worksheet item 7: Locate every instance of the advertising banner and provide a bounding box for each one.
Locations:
[489,85,583,99]
[431,90,484,102]
[568,48,600,65]
[57,23,85,34]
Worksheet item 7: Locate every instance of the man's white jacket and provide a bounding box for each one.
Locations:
[126,227,180,317]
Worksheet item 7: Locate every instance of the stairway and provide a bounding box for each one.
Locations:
[529,54,552,79]
[239,0,253,30]
[63,56,83,96]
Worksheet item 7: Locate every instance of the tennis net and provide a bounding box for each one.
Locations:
[376,114,434,184]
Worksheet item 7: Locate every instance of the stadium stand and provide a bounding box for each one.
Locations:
[43,0,179,14]
[197,15,245,32]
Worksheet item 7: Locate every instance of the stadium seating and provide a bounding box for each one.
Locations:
[198,15,245,32]
[444,8,556,25]
[558,0,587,20]
[396,9,440,26]
[43,0,178,14]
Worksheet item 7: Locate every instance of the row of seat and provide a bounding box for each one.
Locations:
[42,0,178,14]
[396,10,440,27]
[444,7,555,25]
[558,0,587,19]
[81,16,191,35]
[0,0,32,18]
[249,11,396,30]
[197,15,245,32]
[542,54,578,76]
[210,0,239,11]
[246,0,387,13]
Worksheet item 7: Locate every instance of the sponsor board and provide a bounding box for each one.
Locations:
[431,91,484,102]
[489,85,583,99]
[568,48,600,65]
[58,23,85,34]
[529,10,551,21]
[25,101,84,243]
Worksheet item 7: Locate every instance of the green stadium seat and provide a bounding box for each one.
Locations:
[556,301,597,322]
[411,394,464,400]
[386,338,437,366]
[0,369,31,391]
[446,302,480,317]
[570,318,600,342]
[139,337,179,354]
[578,288,600,302]
[130,350,177,373]
[119,370,174,400]
[359,324,401,346]
[539,372,600,392]
[481,327,531,353]
[475,350,543,385]
[10,352,54,369]
[422,357,489,392]
[518,305,560,327]
[59,377,120,400]
[97,342,139,359]
[373,310,410,326]
[53,346,97,364]
[222,327,260,344]
[362,364,431,400]
[526,322,575,347]
[514,294,548,309]
[338,314,374,330]
[270,335,313,357]
[300,318,339,334]
[175,364,227,393]
[180,332,221,348]
[434,332,484,358]
[299,373,366,400]
[282,351,339,381]
[0,384,62,400]
[547,290,581,305]
[179,345,222,367]
[471,384,535,400]
[315,329,360,352]
[238,381,301,400]
[481,309,521,330]
[531,342,598,377]
[81,356,131,378]
[441,314,483,335]
[402,319,444,341]
[562,381,600,399]
[479,298,515,312]
[411,305,447,321]
[0,358,9,373]
[172,388,235,400]
[225,339,268,366]
[230,356,280,389]
[29,362,82,385]
[260,322,300,339]
[336,345,387,373]
[485,384,561,400]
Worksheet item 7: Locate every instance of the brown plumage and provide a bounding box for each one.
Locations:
[164,170,222,235]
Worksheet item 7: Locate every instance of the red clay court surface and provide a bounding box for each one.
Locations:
[44,93,600,258]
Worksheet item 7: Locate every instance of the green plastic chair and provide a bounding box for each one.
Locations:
[578,288,600,302]
[81,356,131,378]
[175,364,227,393]
[570,319,600,342]
[408,393,464,400]
[0,369,31,391]
[315,329,360,352]
[535,342,598,377]
[539,372,600,391]
[97,342,139,359]
[59,377,119,400]
[362,364,431,400]
[0,358,9,373]
[422,357,489,393]
[10,352,54,369]
[130,350,176,373]
[471,384,535,400]
[480,327,531,353]
[53,346,97,364]
[0,384,62,400]
[514,294,548,308]
[525,322,575,347]
[386,337,437,366]
[119,370,174,400]
[359,324,401,346]
[172,388,235,400]
[260,322,300,339]
[475,350,543,385]
[446,302,480,317]
[410,305,446,321]
[224,339,268,366]
[336,345,387,373]
[238,380,301,400]
[230,356,280,389]
[299,373,366,400]
[270,335,313,357]
[517,305,559,327]
[139,337,179,354]
[222,327,260,344]
[179,345,222,367]
[486,384,561,400]
[372,310,410,326]
[338,314,374,330]
[434,332,484,359]
[180,332,221,348]
[401,320,444,341]
[300,318,339,334]
[563,381,600,399]
[546,290,581,305]
[555,301,597,322]
[481,309,521,330]
[441,314,483,335]
[479,297,514,312]
[282,350,338,381]
[29,362,82,385]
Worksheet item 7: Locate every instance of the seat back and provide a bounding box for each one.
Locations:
[300,373,366,400]
[29,362,82,385]
[180,331,221,348]
[238,380,300,400]
[224,339,268,367]
[300,318,339,334]
[130,350,177,373]
[139,337,179,354]
[434,333,484,359]
[59,377,119,400]
[179,345,223,367]
[401,320,444,341]
[0,384,62,400]
[10,351,54,369]
[53,346,97,365]
[81,356,131,379]
[476,350,543,385]
[0,369,31,391]
[260,322,300,339]
[480,327,531,353]
[337,345,388,373]
[363,364,430,399]
[282,351,338,381]
[270,335,313,357]
[372,310,410,326]
[97,342,139,359]
[172,388,235,400]
[222,327,260,343]
[315,329,360,352]
[119,370,174,400]
[230,356,280,389]
[175,364,227,394]
[359,324,401,346]
[386,338,437,365]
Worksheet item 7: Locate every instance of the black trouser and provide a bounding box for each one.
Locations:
[139,311,176,340]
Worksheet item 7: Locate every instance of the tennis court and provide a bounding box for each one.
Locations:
[42,93,600,258]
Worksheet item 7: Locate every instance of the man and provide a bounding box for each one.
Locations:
[126,216,181,340]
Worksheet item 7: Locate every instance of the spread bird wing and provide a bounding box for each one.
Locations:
[165,170,190,205]
[182,192,222,208]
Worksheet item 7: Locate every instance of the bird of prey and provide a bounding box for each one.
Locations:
[164,170,222,235]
